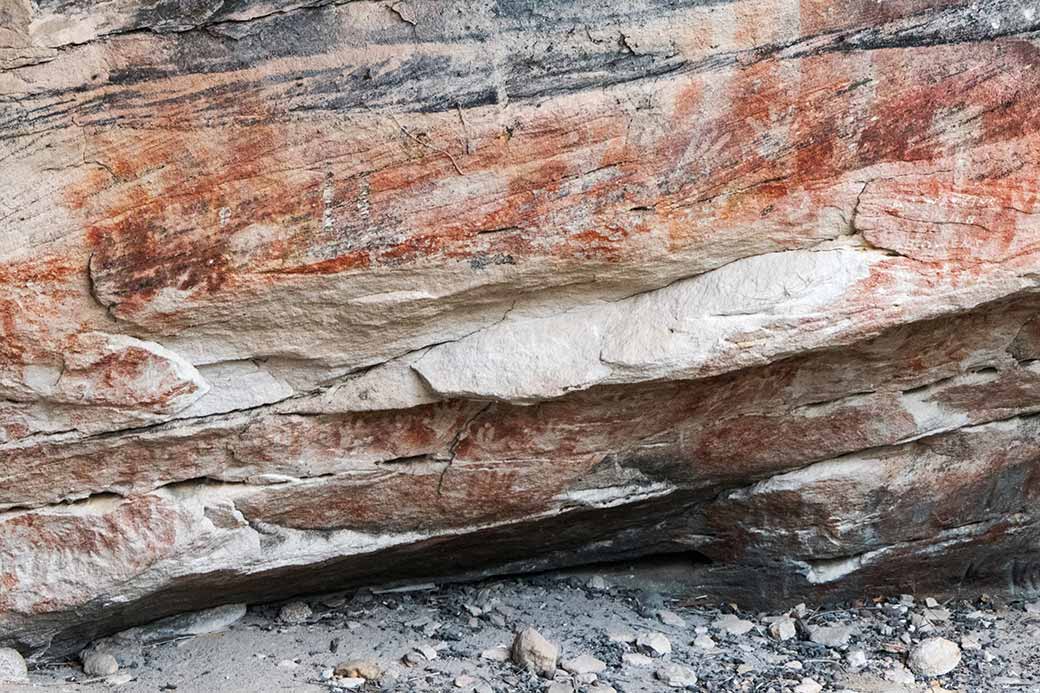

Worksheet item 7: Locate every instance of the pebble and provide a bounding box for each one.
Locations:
[587,576,609,591]
[454,674,476,688]
[107,673,134,685]
[784,660,804,671]
[588,685,617,693]
[654,662,698,688]
[793,677,823,693]
[845,649,867,669]
[481,646,510,662]
[713,614,755,635]
[768,616,796,641]
[636,631,672,656]
[925,597,940,608]
[808,624,853,647]
[0,648,28,684]
[334,660,381,680]
[277,601,312,624]
[622,652,654,668]
[960,634,982,650]
[333,677,365,689]
[510,627,558,677]
[416,644,439,661]
[561,653,606,675]
[924,607,952,622]
[547,683,574,693]
[82,652,119,677]
[908,637,961,677]
[693,634,716,650]
[657,610,686,628]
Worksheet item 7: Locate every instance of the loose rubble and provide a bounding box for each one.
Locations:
[16,567,1040,692]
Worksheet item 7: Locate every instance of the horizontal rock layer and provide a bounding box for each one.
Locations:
[3,0,1040,657]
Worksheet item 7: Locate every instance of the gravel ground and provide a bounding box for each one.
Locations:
[8,560,1040,692]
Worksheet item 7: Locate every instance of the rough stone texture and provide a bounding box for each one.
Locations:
[3,0,1040,659]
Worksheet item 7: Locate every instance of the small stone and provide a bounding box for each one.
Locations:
[576,672,598,684]
[925,597,940,608]
[561,654,606,675]
[481,646,510,662]
[693,634,716,650]
[623,652,654,668]
[334,677,365,689]
[277,601,312,624]
[768,617,796,641]
[334,661,381,680]
[960,634,982,651]
[923,607,951,622]
[475,686,494,693]
[845,649,867,670]
[587,576,609,591]
[658,610,686,628]
[402,651,424,667]
[636,631,672,656]
[416,644,439,661]
[900,594,915,606]
[784,660,803,670]
[107,673,134,685]
[83,652,119,677]
[511,627,558,677]
[793,677,823,693]
[0,648,28,684]
[713,614,754,636]
[809,624,853,648]
[1025,601,1040,615]
[908,637,961,677]
[792,603,809,618]
[454,674,476,688]
[464,604,483,617]
[655,662,698,688]
[277,659,299,669]
[320,669,335,680]
[547,683,574,693]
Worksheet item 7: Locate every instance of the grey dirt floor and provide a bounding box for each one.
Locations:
[7,559,1040,693]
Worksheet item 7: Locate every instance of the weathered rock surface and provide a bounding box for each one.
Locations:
[3,0,1040,659]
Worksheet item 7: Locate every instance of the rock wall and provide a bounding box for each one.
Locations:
[3,0,1040,657]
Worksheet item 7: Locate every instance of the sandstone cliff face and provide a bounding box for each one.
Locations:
[3,0,1040,657]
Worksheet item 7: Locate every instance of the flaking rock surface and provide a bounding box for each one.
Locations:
[3,0,1040,658]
